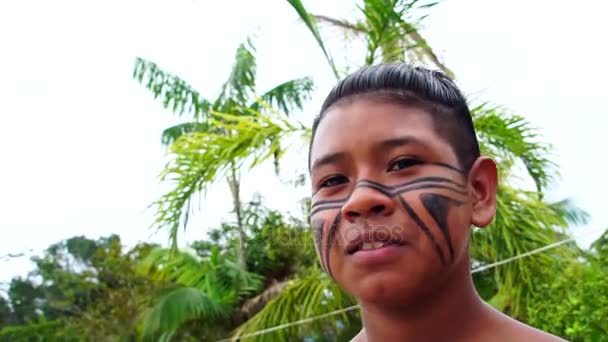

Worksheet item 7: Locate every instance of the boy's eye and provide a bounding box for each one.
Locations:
[387,157,422,172]
[319,175,349,188]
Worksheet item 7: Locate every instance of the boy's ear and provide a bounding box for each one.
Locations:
[468,157,498,228]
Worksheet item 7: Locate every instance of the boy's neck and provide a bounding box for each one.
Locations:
[356,259,490,342]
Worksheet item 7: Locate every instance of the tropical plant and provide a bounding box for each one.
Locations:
[132,38,315,269]
[137,245,263,341]
[287,0,453,77]
[135,198,317,339]
[524,229,608,340]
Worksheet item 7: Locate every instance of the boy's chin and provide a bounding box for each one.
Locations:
[345,272,429,307]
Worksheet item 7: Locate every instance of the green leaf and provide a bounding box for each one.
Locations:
[231,268,358,341]
[286,0,340,79]
[132,57,212,120]
[139,286,227,340]
[149,108,308,251]
[160,122,218,147]
[215,38,258,112]
[138,246,264,339]
[255,77,315,115]
[471,103,557,192]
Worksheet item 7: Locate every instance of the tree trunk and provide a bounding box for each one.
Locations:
[227,162,247,270]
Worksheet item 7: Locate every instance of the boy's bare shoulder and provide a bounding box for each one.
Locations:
[508,322,566,341]
[349,325,565,342]
[349,309,567,342]
[489,312,567,342]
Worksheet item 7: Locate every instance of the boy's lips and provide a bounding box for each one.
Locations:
[344,229,406,255]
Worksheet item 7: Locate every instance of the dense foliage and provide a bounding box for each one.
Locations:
[1,227,607,340]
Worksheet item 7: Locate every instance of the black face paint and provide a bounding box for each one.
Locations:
[420,193,464,261]
[324,214,342,277]
[399,197,446,264]
[357,177,467,197]
[310,164,467,272]
[310,198,347,216]
[311,218,326,271]
[310,177,465,215]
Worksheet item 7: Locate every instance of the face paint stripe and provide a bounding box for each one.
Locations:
[310,184,467,216]
[351,182,393,197]
[310,204,343,216]
[311,219,326,272]
[352,181,467,198]
[358,176,466,192]
[324,213,342,278]
[399,196,446,265]
[394,183,468,197]
[420,193,463,261]
[310,176,466,210]
[348,177,467,199]
[311,197,350,207]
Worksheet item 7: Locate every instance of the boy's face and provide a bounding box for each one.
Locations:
[309,97,496,306]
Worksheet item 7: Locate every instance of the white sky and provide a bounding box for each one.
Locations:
[1,0,606,284]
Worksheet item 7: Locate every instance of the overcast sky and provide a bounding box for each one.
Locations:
[1,0,606,284]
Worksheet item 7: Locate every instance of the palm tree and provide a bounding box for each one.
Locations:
[132,38,314,269]
[136,244,264,341]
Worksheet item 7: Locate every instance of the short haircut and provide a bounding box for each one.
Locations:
[308,63,480,172]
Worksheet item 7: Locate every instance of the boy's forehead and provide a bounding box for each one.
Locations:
[311,100,440,159]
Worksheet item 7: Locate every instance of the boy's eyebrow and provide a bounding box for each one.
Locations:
[375,136,428,151]
[310,152,347,172]
[311,136,427,172]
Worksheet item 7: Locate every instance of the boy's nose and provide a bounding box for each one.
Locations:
[341,186,395,222]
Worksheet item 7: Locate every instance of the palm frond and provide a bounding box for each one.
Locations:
[139,246,262,300]
[590,229,608,253]
[132,57,212,119]
[215,38,257,112]
[286,0,340,79]
[470,184,581,317]
[160,122,218,147]
[137,246,264,339]
[399,22,453,76]
[254,77,315,115]
[138,247,204,285]
[547,198,590,227]
[307,0,452,74]
[359,0,452,74]
[471,103,557,192]
[150,108,308,249]
[139,286,229,341]
[231,268,357,341]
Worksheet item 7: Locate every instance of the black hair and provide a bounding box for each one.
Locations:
[308,63,480,172]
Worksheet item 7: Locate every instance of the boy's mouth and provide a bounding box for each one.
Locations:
[360,241,401,251]
[345,231,406,255]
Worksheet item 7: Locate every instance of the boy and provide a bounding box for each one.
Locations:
[307,63,564,341]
